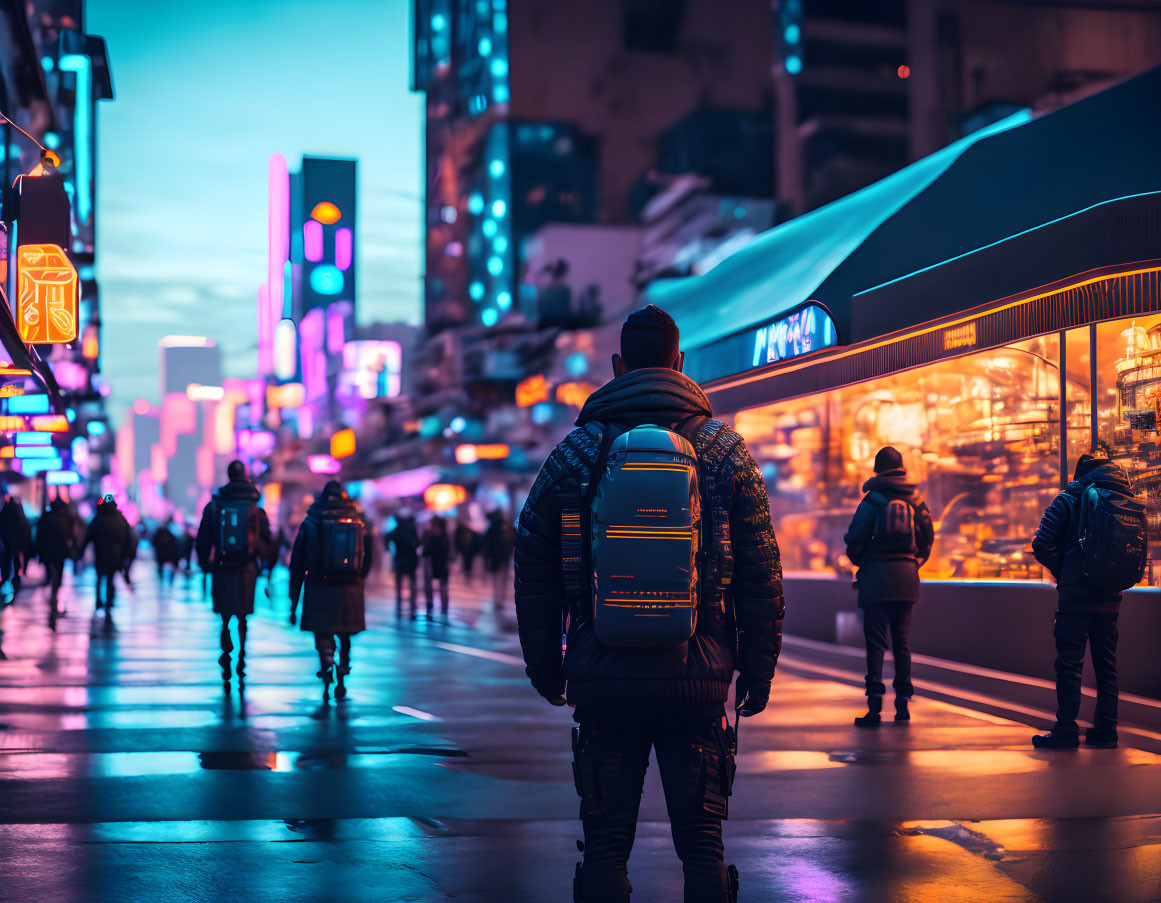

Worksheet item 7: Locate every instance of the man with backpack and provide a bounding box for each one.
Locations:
[196,461,272,691]
[83,495,134,613]
[289,481,373,702]
[843,447,935,727]
[37,499,77,624]
[384,512,421,617]
[515,304,783,903]
[1031,450,1145,750]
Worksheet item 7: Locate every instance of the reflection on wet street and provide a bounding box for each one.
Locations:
[1,565,1159,902]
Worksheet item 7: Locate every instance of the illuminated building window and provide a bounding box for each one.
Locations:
[335,228,353,271]
[478,36,492,55]
[310,265,343,295]
[482,308,498,326]
[489,159,505,178]
[496,291,512,310]
[493,236,509,254]
[487,256,504,275]
[304,220,324,262]
[468,193,485,215]
[469,281,485,301]
[482,218,498,238]
[492,200,507,218]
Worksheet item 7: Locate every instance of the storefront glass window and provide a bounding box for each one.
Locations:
[1097,313,1161,586]
[1064,326,1093,481]
[734,335,1061,582]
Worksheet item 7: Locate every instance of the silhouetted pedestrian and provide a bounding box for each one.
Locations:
[384,513,420,616]
[36,499,76,622]
[454,519,479,580]
[482,509,515,609]
[844,446,934,727]
[83,495,134,612]
[0,491,34,595]
[152,519,180,585]
[289,481,373,702]
[1031,451,1145,750]
[421,516,451,619]
[196,461,272,692]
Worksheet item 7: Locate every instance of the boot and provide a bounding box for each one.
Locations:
[318,666,333,702]
[334,665,348,701]
[218,651,232,685]
[855,695,883,727]
[1032,730,1079,750]
[1085,726,1118,749]
[728,866,739,903]
[895,697,911,723]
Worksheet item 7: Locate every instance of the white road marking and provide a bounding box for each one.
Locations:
[393,705,441,722]
[434,642,526,667]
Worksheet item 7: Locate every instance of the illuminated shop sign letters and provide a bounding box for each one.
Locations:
[17,244,78,344]
[751,304,837,368]
[943,322,978,352]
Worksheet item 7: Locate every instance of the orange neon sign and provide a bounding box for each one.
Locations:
[516,374,548,407]
[16,244,78,344]
[31,414,69,433]
[424,483,467,512]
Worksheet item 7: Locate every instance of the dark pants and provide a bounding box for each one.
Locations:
[314,632,352,675]
[95,570,117,609]
[424,562,449,615]
[45,560,64,603]
[572,714,733,903]
[395,569,417,613]
[460,552,476,580]
[218,613,248,680]
[1053,611,1119,736]
[862,601,915,698]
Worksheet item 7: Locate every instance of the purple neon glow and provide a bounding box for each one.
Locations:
[304,220,323,262]
[267,154,289,352]
[257,284,271,375]
[307,454,341,475]
[335,227,352,271]
[326,302,349,355]
[300,308,327,400]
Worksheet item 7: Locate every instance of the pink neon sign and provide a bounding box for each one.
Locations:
[257,284,271,375]
[307,454,341,475]
[335,227,352,271]
[304,220,323,262]
[267,153,289,339]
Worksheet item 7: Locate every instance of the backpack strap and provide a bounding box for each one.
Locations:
[693,421,745,603]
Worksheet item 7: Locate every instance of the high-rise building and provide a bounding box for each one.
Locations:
[159,336,222,397]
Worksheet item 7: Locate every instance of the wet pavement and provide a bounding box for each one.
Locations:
[1,563,1159,902]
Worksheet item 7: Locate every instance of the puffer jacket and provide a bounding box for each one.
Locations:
[84,501,133,574]
[1032,456,1133,612]
[844,470,935,605]
[195,478,272,617]
[290,492,373,635]
[515,367,784,716]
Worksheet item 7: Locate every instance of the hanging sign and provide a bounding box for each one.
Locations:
[16,244,78,344]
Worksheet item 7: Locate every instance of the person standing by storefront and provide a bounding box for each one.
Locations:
[289,481,374,702]
[843,447,934,727]
[515,305,784,903]
[1030,451,1145,750]
[196,461,272,692]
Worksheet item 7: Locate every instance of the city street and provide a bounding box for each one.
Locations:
[1,563,1159,902]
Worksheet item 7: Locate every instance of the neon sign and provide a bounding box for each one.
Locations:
[751,303,836,368]
[16,244,78,344]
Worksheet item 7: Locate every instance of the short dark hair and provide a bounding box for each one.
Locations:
[227,460,247,480]
[620,304,680,370]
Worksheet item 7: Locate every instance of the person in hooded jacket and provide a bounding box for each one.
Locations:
[196,461,272,691]
[152,519,180,586]
[0,491,35,596]
[289,481,374,701]
[843,447,934,727]
[384,513,421,616]
[36,499,77,621]
[421,516,451,619]
[515,304,783,903]
[83,495,134,611]
[1031,451,1135,750]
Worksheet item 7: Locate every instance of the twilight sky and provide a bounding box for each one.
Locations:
[88,0,424,419]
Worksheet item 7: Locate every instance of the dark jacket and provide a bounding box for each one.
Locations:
[422,520,451,579]
[514,367,784,715]
[455,522,478,557]
[483,513,515,572]
[289,492,373,635]
[152,524,180,566]
[844,470,934,606]
[195,478,272,617]
[84,501,134,574]
[1032,457,1133,612]
[385,517,421,572]
[36,501,76,566]
[0,497,34,573]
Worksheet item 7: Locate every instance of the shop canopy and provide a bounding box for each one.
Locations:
[651,64,1161,359]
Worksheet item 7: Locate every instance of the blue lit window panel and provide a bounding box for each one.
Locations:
[784,24,800,44]
[310,265,345,296]
[87,421,107,436]
[531,402,554,425]
[450,416,467,433]
[468,192,485,215]
[496,291,513,310]
[487,256,504,276]
[493,84,510,104]
[478,36,492,55]
[492,200,507,218]
[41,55,53,71]
[15,432,53,446]
[493,236,509,254]
[491,58,508,78]
[482,218,498,238]
[6,395,51,415]
[431,12,447,29]
[489,159,506,178]
[786,55,802,75]
[565,352,588,377]
[481,308,499,327]
[469,281,486,301]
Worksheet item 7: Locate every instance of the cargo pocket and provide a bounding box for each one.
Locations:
[572,724,619,818]
[693,734,729,820]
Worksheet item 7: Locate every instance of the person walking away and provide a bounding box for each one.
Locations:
[152,519,180,586]
[196,461,272,692]
[1030,450,1145,749]
[843,447,934,727]
[83,495,134,612]
[422,516,451,619]
[0,491,34,596]
[454,518,479,581]
[36,499,76,624]
[288,481,374,701]
[384,513,421,617]
[483,509,516,610]
[515,305,784,903]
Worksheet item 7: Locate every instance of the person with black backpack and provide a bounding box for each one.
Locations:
[196,461,272,692]
[515,305,784,903]
[83,495,134,613]
[1031,450,1145,750]
[288,481,373,702]
[843,447,935,727]
[384,512,421,617]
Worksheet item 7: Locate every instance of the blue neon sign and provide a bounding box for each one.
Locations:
[750,303,836,368]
